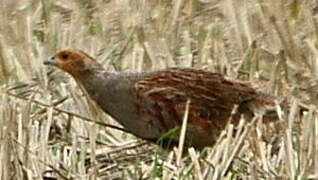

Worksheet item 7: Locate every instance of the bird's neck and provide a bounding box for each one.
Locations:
[76,68,123,117]
[75,63,115,98]
[71,62,106,82]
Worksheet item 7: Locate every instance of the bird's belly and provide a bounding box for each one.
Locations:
[95,100,165,139]
[104,102,219,148]
[116,112,167,139]
[119,110,219,148]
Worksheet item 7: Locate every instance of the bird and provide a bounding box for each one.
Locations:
[44,48,285,149]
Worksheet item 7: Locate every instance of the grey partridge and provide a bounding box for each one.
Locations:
[44,49,283,149]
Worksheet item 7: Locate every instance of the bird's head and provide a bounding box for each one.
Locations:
[44,49,95,79]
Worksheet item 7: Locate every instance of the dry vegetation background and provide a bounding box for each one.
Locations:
[0,0,318,179]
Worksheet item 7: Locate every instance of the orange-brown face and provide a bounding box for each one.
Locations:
[44,49,94,79]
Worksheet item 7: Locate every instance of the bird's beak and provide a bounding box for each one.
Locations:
[43,56,56,65]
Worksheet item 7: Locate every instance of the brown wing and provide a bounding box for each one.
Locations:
[133,68,266,135]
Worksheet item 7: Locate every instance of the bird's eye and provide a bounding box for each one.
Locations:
[61,54,69,60]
